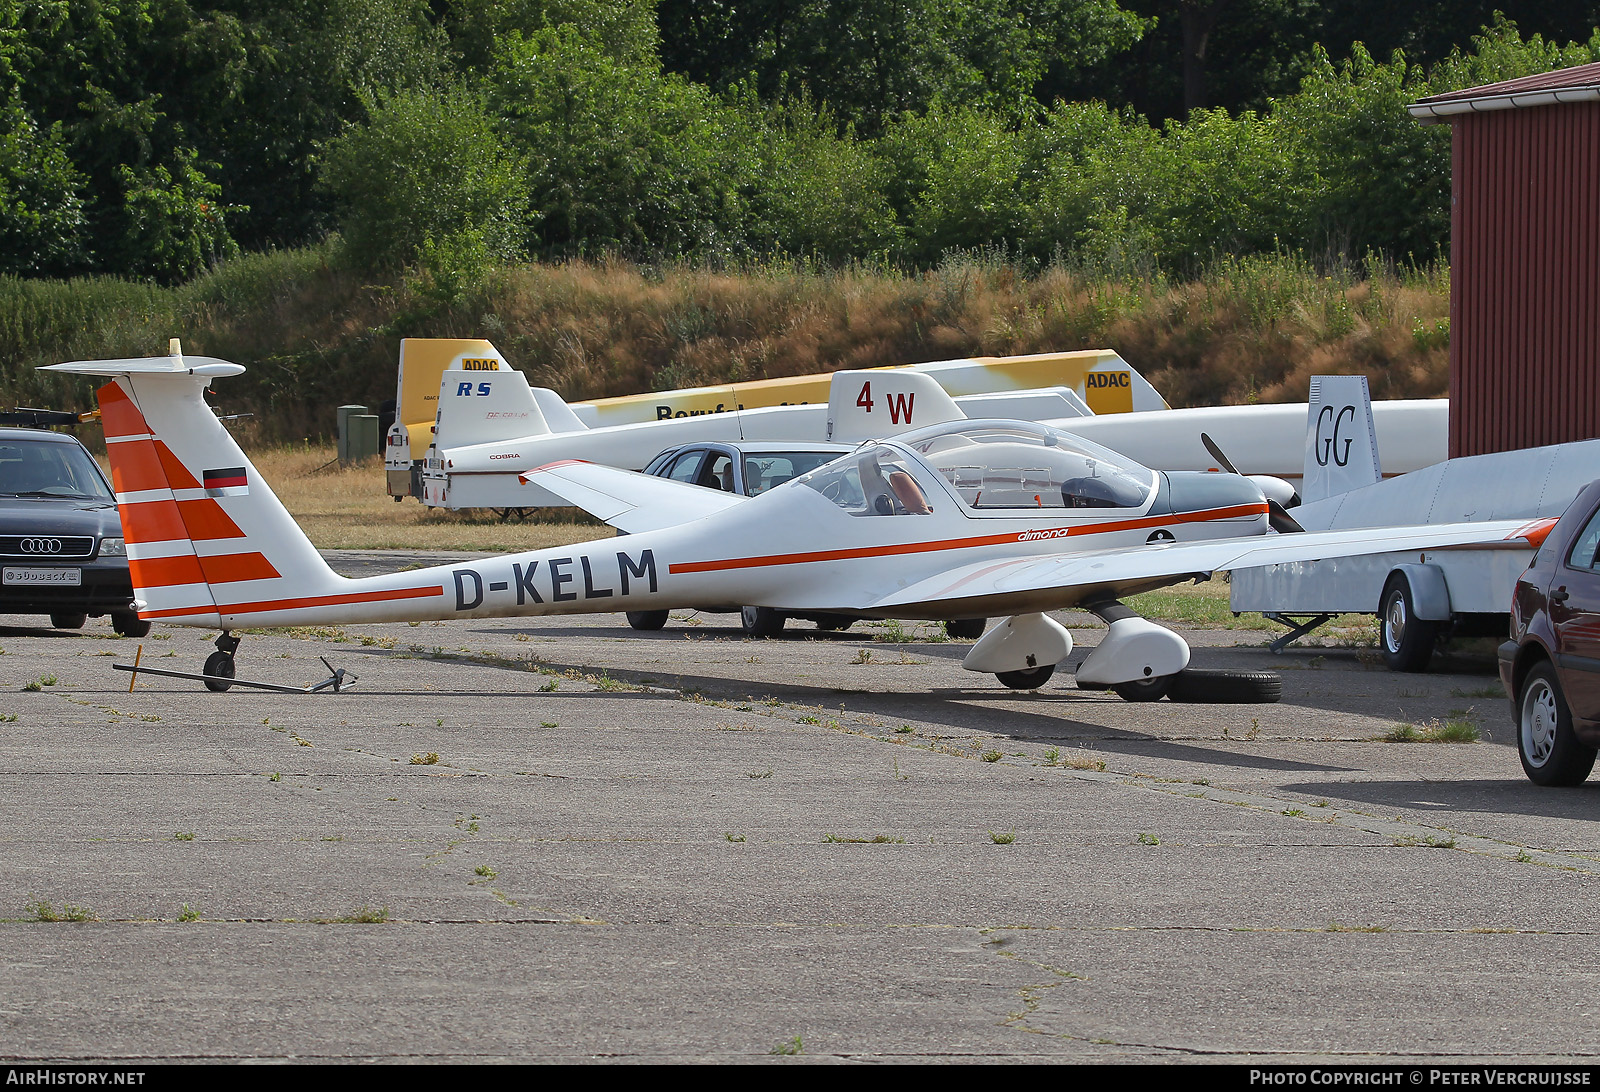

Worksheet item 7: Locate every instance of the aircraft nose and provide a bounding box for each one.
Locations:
[1162,471,1267,516]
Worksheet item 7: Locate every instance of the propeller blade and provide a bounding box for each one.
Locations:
[1200,432,1241,476]
[1268,499,1305,534]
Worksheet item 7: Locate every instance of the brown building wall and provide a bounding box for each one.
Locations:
[1450,101,1600,457]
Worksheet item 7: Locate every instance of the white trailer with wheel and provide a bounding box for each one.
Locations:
[1231,439,1600,671]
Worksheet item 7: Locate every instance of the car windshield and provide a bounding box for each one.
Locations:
[742,451,845,496]
[896,421,1154,510]
[0,438,113,500]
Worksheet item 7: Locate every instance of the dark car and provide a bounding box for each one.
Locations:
[1499,478,1600,785]
[0,427,147,636]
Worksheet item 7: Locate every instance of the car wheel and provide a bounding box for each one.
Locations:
[202,651,236,693]
[1379,575,1438,673]
[1517,662,1597,786]
[625,610,669,631]
[111,610,151,638]
[996,664,1055,690]
[945,618,987,639]
[49,612,86,630]
[740,606,786,638]
[1167,669,1283,704]
[814,614,854,632]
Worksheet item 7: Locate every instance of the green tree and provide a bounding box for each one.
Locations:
[0,101,87,275]
[319,84,529,271]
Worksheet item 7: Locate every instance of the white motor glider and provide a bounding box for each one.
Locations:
[54,346,1550,702]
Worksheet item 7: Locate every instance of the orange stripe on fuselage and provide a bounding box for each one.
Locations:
[130,552,280,589]
[118,497,246,543]
[667,503,1268,575]
[139,584,445,620]
[97,380,149,439]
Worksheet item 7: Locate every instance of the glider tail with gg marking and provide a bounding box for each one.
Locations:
[46,344,452,630]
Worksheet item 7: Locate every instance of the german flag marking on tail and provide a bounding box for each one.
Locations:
[203,466,249,497]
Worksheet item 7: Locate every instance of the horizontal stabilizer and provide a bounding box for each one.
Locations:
[520,460,747,533]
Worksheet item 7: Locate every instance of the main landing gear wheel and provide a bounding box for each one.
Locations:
[814,614,854,632]
[740,606,787,638]
[625,610,669,631]
[50,612,86,630]
[111,610,150,638]
[202,651,236,692]
[1379,575,1438,673]
[1110,676,1171,702]
[1518,662,1597,786]
[996,664,1055,690]
[946,618,987,640]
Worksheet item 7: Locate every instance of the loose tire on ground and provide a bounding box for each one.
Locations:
[996,664,1055,690]
[1380,575,1438,673]
[625,610,669,631]
[1167,668,1283,704]
[946,618,987,640]
[111,610,150,638]
[1517,661,1597,786]
[202,651,235,693]
[740,606,786,638]
[49,612,86,630]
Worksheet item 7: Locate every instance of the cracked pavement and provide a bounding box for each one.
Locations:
[0,550,1596,1063]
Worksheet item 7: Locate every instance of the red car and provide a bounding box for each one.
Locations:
[1500,479,1600,785]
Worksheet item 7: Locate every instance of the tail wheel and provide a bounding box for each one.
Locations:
[625,610,669,631]
[946,618,987,639]
[1167,669,1282,704]
[740,606,786,638]
[1379,575,1438,673]
[996,664,1055,690]
[814,614,854,632]
[203,651,235,693]
[1518,662,1597,786]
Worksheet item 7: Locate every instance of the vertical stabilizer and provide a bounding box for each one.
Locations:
[395,339,511,459]
[827,370,964,443]
[46,353,348,628]
[433,366,552,449]
[1302,375,1382,503]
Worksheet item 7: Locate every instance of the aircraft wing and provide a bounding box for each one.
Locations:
[521,460,747,533]
[869,518,1551,617]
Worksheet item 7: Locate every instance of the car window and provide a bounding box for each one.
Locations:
[1567,507,1600,570]
[665,451,705,484]
[743,453,843,496]
[699,452,735,493]
[0,439,112,500]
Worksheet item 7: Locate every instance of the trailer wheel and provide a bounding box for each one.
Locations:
[1380,575,1438,673]
[1168,668,1282,704]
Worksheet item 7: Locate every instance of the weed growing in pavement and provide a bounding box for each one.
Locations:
[824,834,904,843]
[335,907,390,924]
[991,830,1016,844]
[410,752,440,765]
[1137,832,1160,846]
[770,1036,804,1056]
[174,832,195,841]
[724,833,746,843]
[981,750,1003,762]
[178,904,199,922]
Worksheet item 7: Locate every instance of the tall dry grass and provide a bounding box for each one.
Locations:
[3,248,1451,447]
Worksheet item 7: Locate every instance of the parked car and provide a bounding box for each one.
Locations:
[626,441,988,640]
[0,426,147,636]
[1500,478,1600,785]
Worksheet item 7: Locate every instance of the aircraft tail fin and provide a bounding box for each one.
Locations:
[44,342,345,627]
[1302,375,1382,504]
[827,369,964,443]
[433,365,553,449]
